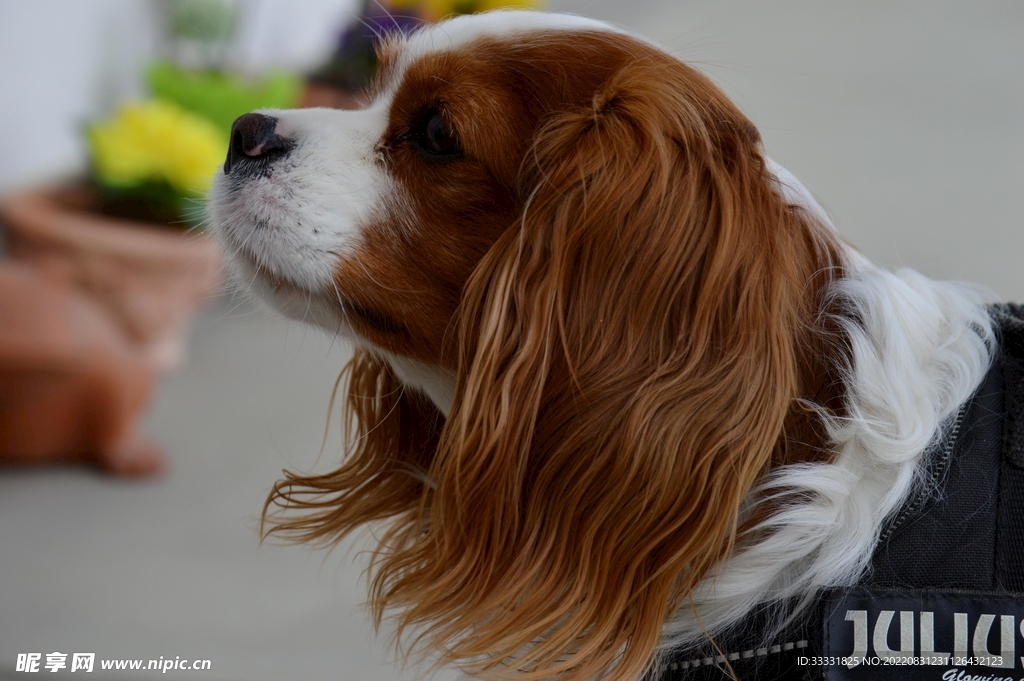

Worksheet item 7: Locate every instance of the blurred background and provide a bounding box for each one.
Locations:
[0,1,1021,679]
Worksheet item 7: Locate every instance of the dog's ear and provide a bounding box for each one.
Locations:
[262,349,443,547]
[369,62,841,679]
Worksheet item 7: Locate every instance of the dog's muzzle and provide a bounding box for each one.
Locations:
[224,113,293,176]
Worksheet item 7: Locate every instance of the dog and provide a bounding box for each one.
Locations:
[209,11,1024,680]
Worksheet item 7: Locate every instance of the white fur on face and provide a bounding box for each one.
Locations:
[208,103,393,328]
[394,10,619,68]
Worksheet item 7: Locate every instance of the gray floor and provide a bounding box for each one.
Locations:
[2,2,1022,680]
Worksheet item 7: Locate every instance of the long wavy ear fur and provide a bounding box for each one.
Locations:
[265,47,842,681]
[262,349,443,547]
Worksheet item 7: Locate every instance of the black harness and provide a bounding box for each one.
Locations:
[652,304,1024,681]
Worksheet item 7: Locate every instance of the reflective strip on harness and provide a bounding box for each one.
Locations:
[822,588,1024,680]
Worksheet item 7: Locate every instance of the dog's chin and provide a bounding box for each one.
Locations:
[218,222,458,414]
[225,247,351,334]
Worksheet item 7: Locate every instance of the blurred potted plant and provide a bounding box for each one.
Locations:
[0,0,302,373]
[304,0,543,108]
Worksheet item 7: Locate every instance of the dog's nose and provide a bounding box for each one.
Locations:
[224,113,292,175]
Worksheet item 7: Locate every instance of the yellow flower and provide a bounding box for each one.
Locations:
[476,0,543,11]
[387,0,542,22]
[88,99,226,196]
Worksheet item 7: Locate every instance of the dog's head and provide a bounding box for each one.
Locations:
[210,11,845,680]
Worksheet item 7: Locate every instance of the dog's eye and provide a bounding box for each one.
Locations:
[411,110,461,160]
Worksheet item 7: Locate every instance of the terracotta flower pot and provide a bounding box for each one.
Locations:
[0,183,223,373]
[0,261,164,476]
